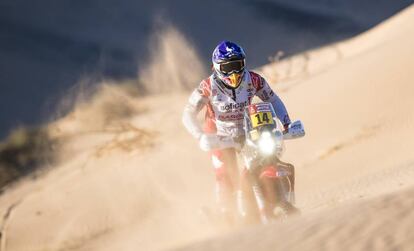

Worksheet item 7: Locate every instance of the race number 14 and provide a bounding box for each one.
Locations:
[251,112,273,128]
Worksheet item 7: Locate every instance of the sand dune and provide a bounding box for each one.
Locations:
[174,5,414,250]
[177,186,414,251]
[1,4,414,251]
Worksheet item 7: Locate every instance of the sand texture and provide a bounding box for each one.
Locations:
[1,5,414,251]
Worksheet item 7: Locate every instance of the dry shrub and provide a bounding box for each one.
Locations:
[50,81,158,159]
[0,127,55,189]
[60,82,146,134]
[94,122,156,157]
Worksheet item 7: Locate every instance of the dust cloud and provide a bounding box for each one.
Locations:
[139,23,207,94]
[14,24,221,251]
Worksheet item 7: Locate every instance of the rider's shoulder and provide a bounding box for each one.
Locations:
[197,76,212,97]
[248,71,266,90]
[248,70,263,78]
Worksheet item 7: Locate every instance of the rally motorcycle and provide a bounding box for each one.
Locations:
[202,102,305,225]
[237,102,305,224]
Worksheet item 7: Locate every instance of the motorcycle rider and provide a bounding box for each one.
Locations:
[182,41,295,220]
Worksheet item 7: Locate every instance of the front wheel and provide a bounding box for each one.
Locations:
[260,173,299,221]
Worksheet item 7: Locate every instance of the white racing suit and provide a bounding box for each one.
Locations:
[182,70,293,215]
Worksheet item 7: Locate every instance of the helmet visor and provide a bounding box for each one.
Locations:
[219,60,245,74]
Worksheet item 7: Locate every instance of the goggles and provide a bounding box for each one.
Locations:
[219,60,245,75]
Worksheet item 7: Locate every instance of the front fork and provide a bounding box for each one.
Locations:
[240,164,294,224]
[237,169,279,224]
[236,179,269,224]
[252,177,272,224]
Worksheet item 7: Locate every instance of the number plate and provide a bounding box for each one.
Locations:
[250,111,274,128]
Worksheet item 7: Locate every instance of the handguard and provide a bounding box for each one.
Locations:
[283,120,305,140]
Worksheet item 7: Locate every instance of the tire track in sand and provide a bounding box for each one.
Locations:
[299,160,414,211]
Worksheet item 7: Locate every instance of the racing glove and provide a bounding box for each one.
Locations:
[199,134,221,151]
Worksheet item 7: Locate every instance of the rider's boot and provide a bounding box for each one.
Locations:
[214,177,237,225]
[211,149,239,225]
[236,189,259,225]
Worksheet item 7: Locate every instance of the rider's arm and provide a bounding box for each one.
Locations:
[182,80,210,139]
[255,75,291,127]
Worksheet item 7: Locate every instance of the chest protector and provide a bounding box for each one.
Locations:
[205,71,260,137]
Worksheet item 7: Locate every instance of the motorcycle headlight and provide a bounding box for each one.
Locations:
[258,131,276,155]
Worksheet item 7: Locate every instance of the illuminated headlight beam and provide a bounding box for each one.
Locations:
[258,131,276,155]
